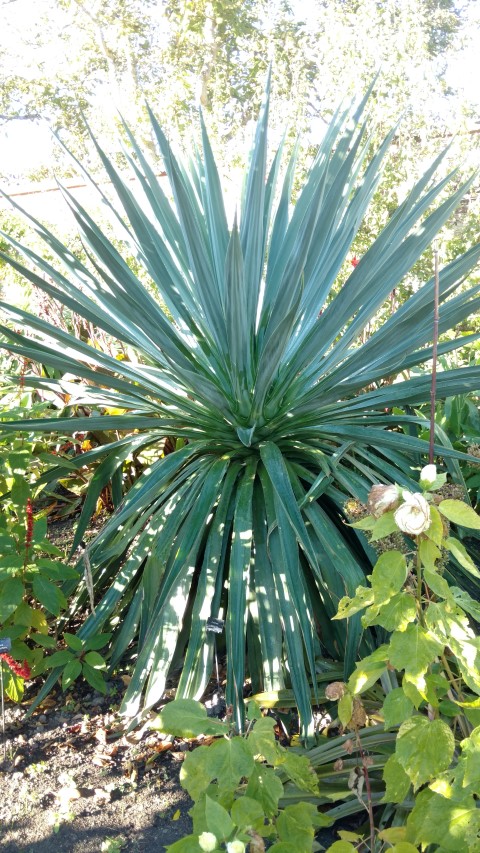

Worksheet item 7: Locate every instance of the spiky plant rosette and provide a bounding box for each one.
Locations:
[1,80,480,733]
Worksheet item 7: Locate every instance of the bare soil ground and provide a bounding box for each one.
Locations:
[0,680,193,853]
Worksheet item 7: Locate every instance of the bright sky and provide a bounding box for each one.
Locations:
[0,0,479,184]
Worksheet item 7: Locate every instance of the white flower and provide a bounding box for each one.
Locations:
[367,484,400,517]
[226,842,246,853]
[199,832,218,852]
[419,464,446,492]
[420,464,437,487]
[394,491,431,536]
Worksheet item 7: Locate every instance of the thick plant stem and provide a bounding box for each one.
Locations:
[356,731,376,852]
[429,246,440,464]
[415,545,425,627]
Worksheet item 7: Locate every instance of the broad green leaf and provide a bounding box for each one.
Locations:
[425,505,444,546]
[350,515,376,530]
[363,593,416,632]
[0,577,24,622]
[180,746,214,802]
[439,500,480,529]
[334,586,373,620]
[247,716,278,765]
[444,536,480,578]
[382,754,411,803]
[82,661,107,693]
[204,795,235,842]
[36,559,79,581]
[388,624,444,688]
[63,633,83,652]
[423,567,452,600]
[180,737,254,802]
[278,750,320,794]
[166,837,206,853]
[84,633,112,651]
[459,726,480,790]
[378,828,407,844]
[348,645,389,694]
[338,693,353,727]
[370,511,399,541]
[451,587,480,622]
[370,550,407,604]
[382,688,414,729]
[84,651,106,670]
[32,576,67,616]
[46,649,75,668]
[3,670,25,702]
[205,737,254,796]
[406,787,480,852]
[230,796,264,831]
[396,716,455,789]
[11,476,30,516]
[61,658,82,691]
[13,601,34,628]
[419,537,442,570]
[245,765,283,818]
[153,698,229,739]
[323,843,356,853]
[276,803,320,850]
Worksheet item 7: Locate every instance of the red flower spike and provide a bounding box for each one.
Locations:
[0,653,31,680]
[26,498,34,549]
[351,256,360,268]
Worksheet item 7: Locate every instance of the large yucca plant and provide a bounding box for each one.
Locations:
[1,79,480,734]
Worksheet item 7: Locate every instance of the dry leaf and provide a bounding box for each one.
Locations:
[95,728,107,746]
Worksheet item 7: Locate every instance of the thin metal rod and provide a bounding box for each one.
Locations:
[429,247,440,464]
[1,664,5,762]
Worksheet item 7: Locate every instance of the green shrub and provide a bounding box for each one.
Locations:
[1,78,479,733]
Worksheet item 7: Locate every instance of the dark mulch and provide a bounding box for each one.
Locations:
[0,680,193,852]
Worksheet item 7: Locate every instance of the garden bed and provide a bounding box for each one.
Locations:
[0,681,193,852]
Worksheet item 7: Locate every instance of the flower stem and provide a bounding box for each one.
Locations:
[415,543,425,627]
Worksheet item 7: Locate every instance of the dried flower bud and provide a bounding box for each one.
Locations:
[325,681,346,701]
[394,491,431,536]
[343,738,354,754]
[351,697,367,729]
[333,758,344,771]
[248,832,266,853]
[367,484,400,518]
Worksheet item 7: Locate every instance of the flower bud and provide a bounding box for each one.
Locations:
[420,464,437,486]
[367,484,400,518]
[394,491,431,536]
[226,841,246,853]
[199,833,218,852]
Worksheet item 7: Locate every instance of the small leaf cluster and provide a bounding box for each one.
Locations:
[334,468,480,852]
[45,632,111,694]
[0,439,79,700]
[152,698,328,853]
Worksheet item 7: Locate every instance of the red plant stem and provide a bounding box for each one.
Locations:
[356,731,375,851]
[429,247,440,464]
